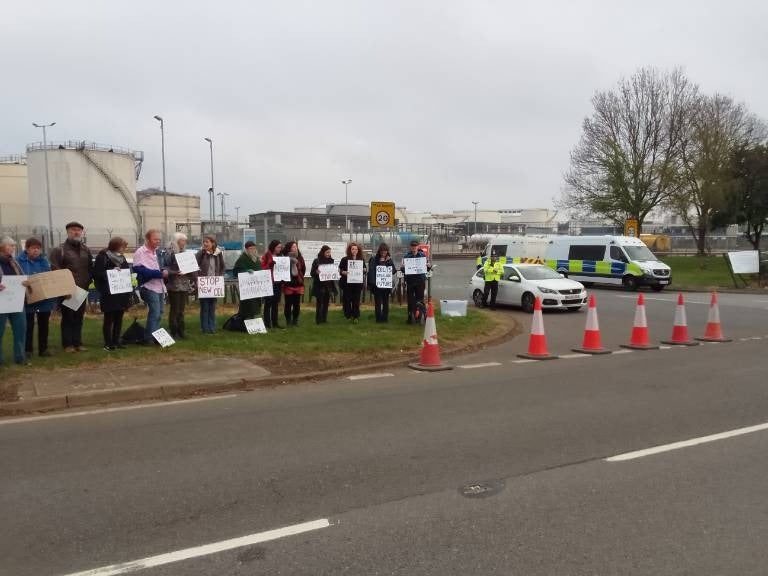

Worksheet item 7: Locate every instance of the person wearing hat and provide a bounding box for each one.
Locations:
[233,241,262,321]
[50,222,94,352]
[400,240,431,324]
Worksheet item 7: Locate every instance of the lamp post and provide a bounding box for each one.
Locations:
[204,138,215,225]
[153,115,168,239]
[235,206,240,226]
[217,192,229,226]
[32,121,56,247]
[472,201,479,236]
[341,179,352,233]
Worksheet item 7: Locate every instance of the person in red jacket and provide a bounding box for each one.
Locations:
[281,241,306,327]
[260,240,284,329]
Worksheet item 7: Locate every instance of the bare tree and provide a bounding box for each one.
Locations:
[561,68,698,233]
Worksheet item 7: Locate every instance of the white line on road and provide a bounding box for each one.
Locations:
[659,345,672,350]
[0,395,240,426]
[739,337,752,342]
[347,373,395,380]
[558,353,591,359]
[606,422,768,462]
[457,362,503,369]
[615,295,708,304]
[611,349,634,355]
[512,359,536,364]
[60,519,331,576]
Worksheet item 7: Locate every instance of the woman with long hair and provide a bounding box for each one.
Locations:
[195,235,225,334]
[310,245,336,325]
[339,242,365,323]
[93,237,132,350]
[260,239,284,329]
[281,240,306,327]
[367,242,395,323]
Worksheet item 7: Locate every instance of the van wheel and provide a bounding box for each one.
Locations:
[622,276,639,291]
[521,292,536,314]
[472,289,484,307]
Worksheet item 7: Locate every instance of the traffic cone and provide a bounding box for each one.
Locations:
[572,295,611,354]
[409,301,453,371]
[620,293,659,350]
[518,297,558,360]
[696,292,732,343]
[661,293,700,346]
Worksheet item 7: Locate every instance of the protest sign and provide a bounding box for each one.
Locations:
[300,241,347,276]
[107,268,133,294]
[347,260,364,284]
[273,256,291,282]
[318,264,340,281]
[404,257,428,275]
[244,317,268,334]
[62,286,89,311]
[174,251,199,274]
[727,250,759,274]
[198,276,225,298]
[0,275,27,314]
[152,328,176,348]
[376,266,393,289]
[238,270,273,300]
[25,269,75,303]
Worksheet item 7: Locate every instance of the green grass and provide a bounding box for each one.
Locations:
[660,255,739,289]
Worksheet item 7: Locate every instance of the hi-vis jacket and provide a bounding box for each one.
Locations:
[483,260,504,282]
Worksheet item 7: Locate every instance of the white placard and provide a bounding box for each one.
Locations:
[152,328,176,348]
[318,264,340,282]
[376,266,393,289]
[238,270,273,300]
[244,317,268,334]
[197,276,225,298]
[107,268,133,294]
[728,250,760,274]
[273,256,291,282]
[174,251,200,274]
[346,260,364,284]
[0,275,27,314]
[404,257,428,275]
[301,241,348,276]
[62,286,89,311]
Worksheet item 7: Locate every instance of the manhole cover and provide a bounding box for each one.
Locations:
[459,479,505,499]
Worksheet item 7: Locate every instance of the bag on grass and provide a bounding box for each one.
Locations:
[121,319,146,345]
[223,313,247,332]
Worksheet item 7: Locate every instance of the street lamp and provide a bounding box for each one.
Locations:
[217,191,229,226]
[235,206,240,226]
[32,121,56,248]
[153,115,168,239]
[204,137,215,224]
[472,201,479,236]
[341,179,352,233]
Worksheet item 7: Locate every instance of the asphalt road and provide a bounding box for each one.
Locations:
[2,259,768,575]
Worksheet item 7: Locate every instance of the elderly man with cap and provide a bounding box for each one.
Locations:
[50,222,94,352]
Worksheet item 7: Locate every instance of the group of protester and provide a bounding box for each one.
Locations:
[0,221,431,366]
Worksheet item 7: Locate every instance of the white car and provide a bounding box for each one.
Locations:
[468,263,588,313]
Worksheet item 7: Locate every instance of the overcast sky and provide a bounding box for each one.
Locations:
[2,0,766,217]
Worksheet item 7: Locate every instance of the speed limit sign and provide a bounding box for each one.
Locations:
[370,201,396,228]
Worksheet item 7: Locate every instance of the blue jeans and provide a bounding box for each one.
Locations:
[200,299,217,333]
[0,312,27,365]
[140,288,165,343]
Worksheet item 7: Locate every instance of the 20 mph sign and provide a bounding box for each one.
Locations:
[370,201,396,228]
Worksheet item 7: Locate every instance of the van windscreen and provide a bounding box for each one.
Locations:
[568,245,605,260]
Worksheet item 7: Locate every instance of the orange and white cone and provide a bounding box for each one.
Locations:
[661,293,699,346]
[572,294,611,354]
[409,301,453,371]
[621,293,659,350]
[696,292,732,343]
[518,297,558,360]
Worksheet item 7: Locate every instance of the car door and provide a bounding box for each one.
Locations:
[499,266,523,305]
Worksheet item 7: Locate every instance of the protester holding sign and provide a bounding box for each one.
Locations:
[339,242,365,323]
[260,240,284,329]
[165,233,196,339]
[17,237,55,358]
[310,245,337,324]
[196,236,226,334]
[401,240,431,324]
[93,237,132,351]
[133,229,168,345]
[367,243,395,323]
[233,241,262,321]
[0,236,29,366]
[281,241,306,327]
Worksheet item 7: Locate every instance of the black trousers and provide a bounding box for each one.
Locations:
[343,285,362,319]
[405,281,425,320]
[263,284,282,327]
[315,290,330,324]
[102,310,125,347]
[60,301,86,348]
[374,289,390,322]
[167,291,187,337]
[483,280,499,308]
[284,294,301,324]
[25,311,50,354]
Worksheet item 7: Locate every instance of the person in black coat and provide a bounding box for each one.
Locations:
[367,242,396,323]
[310,245,336,324]
[339,242,366,323]
[93,237,132,350]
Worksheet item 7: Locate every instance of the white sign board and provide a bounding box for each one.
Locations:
[238,270,273,300]
[152,328,176,348]
[728,250,760,274]
[404,257,428,275]
[175,251,199,275]
[197,276,225,298]
[62,286,89,311]
[0,275,27,314]
[244,317,268,334]
[273,256,291,282]
[376,266,393,289]
[318,264,340,282]
[107,268,133,294]
[300,241,347,276]
[346,260,364,284]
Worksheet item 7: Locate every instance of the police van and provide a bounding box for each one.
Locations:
[482,235,671,291]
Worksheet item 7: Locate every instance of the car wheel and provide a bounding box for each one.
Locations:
[651,285,665,292]
[521,292,536,314]
[557,269,568,278]
[472,289,484,307]
[622,275,639,291]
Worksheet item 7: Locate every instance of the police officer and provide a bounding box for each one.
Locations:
[482,253,503,310]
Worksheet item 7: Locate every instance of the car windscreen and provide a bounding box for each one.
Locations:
[624,245,659,261]
[517,266,563,280]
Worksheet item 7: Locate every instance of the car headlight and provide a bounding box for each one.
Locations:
[537,286,558,294]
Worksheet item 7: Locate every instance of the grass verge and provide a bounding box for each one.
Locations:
[660,255,764,290]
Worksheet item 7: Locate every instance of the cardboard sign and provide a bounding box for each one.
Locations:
[107,268,133,294]
[404,257,428,275]
[174,251,199,275]
[0,275,28,314]
[347,260,364,284]
[198,276,225,298]
[25,269,76,304]
[273,256,291,282]
[244,317,268,334]
[152,328,176,348]
[238,270,273,300]
[300,241,347,276]
[728,250,759,274]
[62,286,88,311]
[318,264,340,282]
[376,266,393,289]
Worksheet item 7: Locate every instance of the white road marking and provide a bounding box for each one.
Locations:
[739,337,752,342]
[0,395,239,426]
[512,359,536,364]
[558,353,591,359]
[611,349,633,355]
[751,336,762,340]
[347,373,395,381]
[457,362,503,369]
[606,422,768,462]
[659,345,672,350]
[615,295,708,304]
[60,519,331,576]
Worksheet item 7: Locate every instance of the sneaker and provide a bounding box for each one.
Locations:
[103,345,115,352]
[64,346,77,353]
[75,346,89,352]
